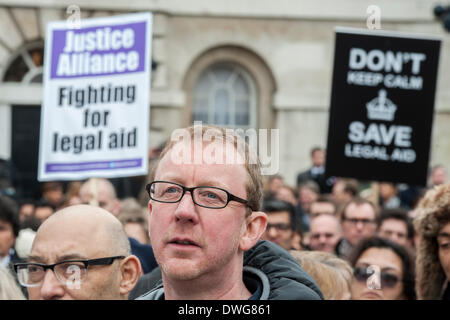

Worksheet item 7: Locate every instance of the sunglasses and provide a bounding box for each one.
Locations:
[353,266,401,289]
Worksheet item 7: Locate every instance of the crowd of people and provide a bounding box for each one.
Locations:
[259,147,449,300]
[0,126,449,300]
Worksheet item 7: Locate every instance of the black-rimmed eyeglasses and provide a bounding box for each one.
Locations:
[14,256,125,288]
[342,217,376,225]
[146,181,254,210]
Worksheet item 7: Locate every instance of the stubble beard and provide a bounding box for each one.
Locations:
[159,233,242,282]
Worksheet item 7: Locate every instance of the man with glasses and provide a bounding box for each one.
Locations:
[15,204,141,299]
[261,199,298,251]
[137,125,322,300]
[335,197,378,260]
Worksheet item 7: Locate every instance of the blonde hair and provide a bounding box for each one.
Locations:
[290,250,353,300]
[151,125,263,214]
[0,267,25,300]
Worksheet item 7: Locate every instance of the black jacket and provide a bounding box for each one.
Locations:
[297,169,334,194]
[134,240,323,300]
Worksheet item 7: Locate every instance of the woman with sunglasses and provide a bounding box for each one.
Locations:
[349,237,416,300]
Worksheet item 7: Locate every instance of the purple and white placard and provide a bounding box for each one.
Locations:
[38,12,152,181]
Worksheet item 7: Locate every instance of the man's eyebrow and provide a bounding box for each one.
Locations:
[156,176,183,185]
[27,255,45,263]
[438,232,450,239]
[27,254,88,264]
[196,181,230,191]
[156,177,229,190]
[58,254,88,262]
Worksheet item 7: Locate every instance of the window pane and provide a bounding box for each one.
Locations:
[233,74,249,97]
[193,97,209,123]
[214,88,229,125]
[194,71,212,98]
[31,73,43,83]
[3,45,44,82]
[192,63,255,128]
[235,99,250,126]
[3,55,28,82]
[213,66,232,83]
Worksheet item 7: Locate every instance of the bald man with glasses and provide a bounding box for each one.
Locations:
[15,205,141,300]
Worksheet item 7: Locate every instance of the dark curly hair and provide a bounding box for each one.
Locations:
[0,195,20,237]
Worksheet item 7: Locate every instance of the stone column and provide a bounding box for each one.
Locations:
[0,104,11,159]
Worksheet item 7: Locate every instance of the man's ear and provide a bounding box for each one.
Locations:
[112,199,121,217]
[119,255,142,297]
[239,211,267,251]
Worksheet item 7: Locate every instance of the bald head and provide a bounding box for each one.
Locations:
[79,178,120,216]
[310,214,342,232]
[34,205,130,256]
[309,214,343,253]
[80,178,117,198]
[27,204,142,300]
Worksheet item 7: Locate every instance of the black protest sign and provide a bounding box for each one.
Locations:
[325,28,441,186]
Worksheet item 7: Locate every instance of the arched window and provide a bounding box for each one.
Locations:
[192,63,257,129]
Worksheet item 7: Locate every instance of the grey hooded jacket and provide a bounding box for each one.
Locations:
[136,240,323,300]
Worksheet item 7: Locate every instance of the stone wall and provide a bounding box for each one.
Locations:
[0,1,448,187]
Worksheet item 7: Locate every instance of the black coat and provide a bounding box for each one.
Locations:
[297,169,334,194]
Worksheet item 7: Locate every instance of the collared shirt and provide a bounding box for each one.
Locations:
[310,166,325,176]
[0,248,14,268]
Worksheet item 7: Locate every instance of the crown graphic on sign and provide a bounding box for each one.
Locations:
[366,89,397,122]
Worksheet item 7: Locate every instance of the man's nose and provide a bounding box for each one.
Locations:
[174,192,199,224]
[355,221,365,230]
[390,234,399,243]
[268,227,278,238]
[40,269,65,300]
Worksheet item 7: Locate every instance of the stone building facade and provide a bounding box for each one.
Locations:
[0,0,448,194]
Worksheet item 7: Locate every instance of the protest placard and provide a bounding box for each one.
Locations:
[38,12,152,181]
[325,27,441,186]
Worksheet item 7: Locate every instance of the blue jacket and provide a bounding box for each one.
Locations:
[129,237,157,274]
